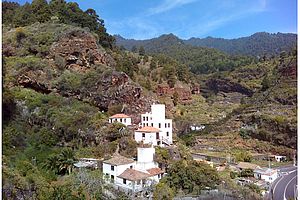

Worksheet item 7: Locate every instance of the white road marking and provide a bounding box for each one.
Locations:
[273,175,285,196]
[283,175,297,200]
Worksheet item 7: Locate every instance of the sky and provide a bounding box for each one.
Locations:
[14,0,297,40]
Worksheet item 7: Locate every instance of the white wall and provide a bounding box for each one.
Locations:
[103,162,135,183]
[151,104,165,121]
[134,132,158,145]
[261,172,278,183]
[109,117,132,126]
[137,147,155,163]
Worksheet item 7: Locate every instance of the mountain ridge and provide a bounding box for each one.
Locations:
[115,32,297,56]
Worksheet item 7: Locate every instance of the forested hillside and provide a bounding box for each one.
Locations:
[185,32,297,56]
[116,34,254,74]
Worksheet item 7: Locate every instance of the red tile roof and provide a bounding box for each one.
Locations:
[136,126,161,133]
[118,168,150,181]
[109,114,130,118]
[103,155,134,166]
[146,168,165,176]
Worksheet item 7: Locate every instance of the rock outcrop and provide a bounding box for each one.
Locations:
[50,29,115,72]
[156,83,192,103]
[206,78,254,96]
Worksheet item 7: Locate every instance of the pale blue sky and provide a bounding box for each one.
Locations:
[14,0,298,39]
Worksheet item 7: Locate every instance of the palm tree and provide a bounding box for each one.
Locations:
[42,154,60,174]
[43,148,77,175]
[58,148,77,175]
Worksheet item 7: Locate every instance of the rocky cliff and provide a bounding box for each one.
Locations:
[4,26,157,124]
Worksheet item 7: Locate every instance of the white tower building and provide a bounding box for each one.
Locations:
[137,104,172,146]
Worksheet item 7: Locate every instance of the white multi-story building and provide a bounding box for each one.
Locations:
[137,104,172,146]
[103,146,164,193]
[109,114,132,126]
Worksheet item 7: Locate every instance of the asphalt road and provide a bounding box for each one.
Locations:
[271,166,297,200]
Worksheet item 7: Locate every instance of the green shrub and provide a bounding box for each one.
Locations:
[15,27,26,44]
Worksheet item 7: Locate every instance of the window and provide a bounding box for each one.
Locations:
[165,123,167,128]
[143,116,145,121]
[111,175,114,180]
[143,123,145,127]
[123,179,127,184]
[137,180,141,185]
[151,123,153,127]
[130,165,133,169]
[111,165,114,171]
[120,118,122,122]
[158,174,160,178]
[124,119,126,123]
[159,123,161,128]
[146,123,148,126]
[168,123,170,128]
[146,117,148,121]
[166,132,169,136]
[142,133,145,138]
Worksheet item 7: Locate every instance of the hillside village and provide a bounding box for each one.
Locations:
[73,103,290,198]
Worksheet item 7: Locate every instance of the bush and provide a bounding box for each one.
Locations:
[54,54,66,70]
[240,169,254,177]
[230,171,238,179]
[107,104,123,116]
[239,129,251,139]
[15,27,26,44]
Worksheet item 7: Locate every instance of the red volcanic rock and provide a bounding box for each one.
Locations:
[50,30,115,71]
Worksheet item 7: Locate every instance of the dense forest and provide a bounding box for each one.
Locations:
[116,32,297,57]
[116,34,254,74]
[185,32,297,56]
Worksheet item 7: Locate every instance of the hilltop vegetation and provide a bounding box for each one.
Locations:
[116,32,297,58]
[185,32,297,56]
[116,34,254,74]
[2,0,115,48]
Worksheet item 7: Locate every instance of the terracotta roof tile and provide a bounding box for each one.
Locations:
[136,126,161,133]
[146,168,165,176]
[118,168,150,181]
[103,155,134,166]
[109,114,130,118]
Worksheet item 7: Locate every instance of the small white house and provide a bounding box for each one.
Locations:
[138,104,172,146]
[109,114,132,126]
[102,154,135,183]
[274,155,286,162]
[254,168,278,183]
